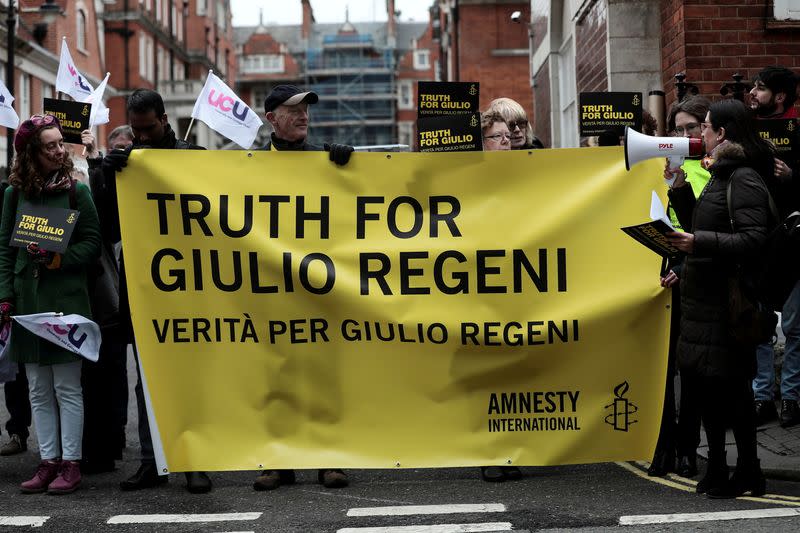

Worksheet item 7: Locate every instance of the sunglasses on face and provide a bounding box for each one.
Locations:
[29,114,58,127]
[507,119,528,131]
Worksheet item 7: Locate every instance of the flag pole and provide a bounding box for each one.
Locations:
[183,118,195,142]
[185,70,213,142]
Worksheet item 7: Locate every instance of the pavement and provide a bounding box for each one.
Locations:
[696,331,800,481]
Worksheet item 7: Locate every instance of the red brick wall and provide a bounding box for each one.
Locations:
[661,0,800,108]
[456,3,532,116]
[575,0,608,93]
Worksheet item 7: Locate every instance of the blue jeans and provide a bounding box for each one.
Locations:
[781,281,800,402]
[753,281,800,402]
[26,361,83,461]
[753,342,775,401]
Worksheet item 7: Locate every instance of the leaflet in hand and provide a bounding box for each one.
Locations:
[620,191,680,258]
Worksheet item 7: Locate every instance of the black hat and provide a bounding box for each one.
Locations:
[264,85,319,113]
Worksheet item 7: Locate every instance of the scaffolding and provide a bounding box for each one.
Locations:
[305,32,396,146]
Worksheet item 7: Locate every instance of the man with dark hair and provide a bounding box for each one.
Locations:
[98,89,213,493]
[749,66,800,428]
[750,66,798,119]
[253,84,352,492]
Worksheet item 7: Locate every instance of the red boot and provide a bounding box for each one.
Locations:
[20,460,61,494]
[47,460,82,495]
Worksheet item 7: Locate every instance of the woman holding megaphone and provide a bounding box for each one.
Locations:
[665,98,774,498]
[649,97,711,480]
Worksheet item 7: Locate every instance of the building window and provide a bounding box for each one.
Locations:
[155,0,161,22]
[139,33,147,78]
[18,73,30,119]
[558,36,578,148]
[42,83,53,102]
[413,50,430,70]
[397,121,414,147]
[775,0,800,20]
[77,10,87,52]
[216,1,226,29]
[240,54,285,74]
[398,80,413,110]
[197,0,207,16]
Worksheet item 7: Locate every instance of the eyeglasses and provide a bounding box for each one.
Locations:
[30,114,57,127]
[674,122,700,135]
[484,133,512,142]
[507,119,528,131]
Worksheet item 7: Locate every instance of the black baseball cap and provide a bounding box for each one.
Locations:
[264,85,319,113]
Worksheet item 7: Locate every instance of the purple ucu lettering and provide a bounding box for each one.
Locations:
[208,89,249,120]
[44,322,87,349]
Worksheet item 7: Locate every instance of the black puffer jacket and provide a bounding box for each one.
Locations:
[667,142,772,378]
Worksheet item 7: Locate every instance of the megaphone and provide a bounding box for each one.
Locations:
[624,127,703,186]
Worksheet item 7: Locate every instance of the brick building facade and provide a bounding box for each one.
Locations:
[433,0,532,120]
[234,0,434,148]
[104,0,236,148]
[529,0,800,149]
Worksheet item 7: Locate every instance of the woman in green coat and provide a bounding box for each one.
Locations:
[0,114,101,495]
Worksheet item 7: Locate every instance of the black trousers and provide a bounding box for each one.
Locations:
[654,286,702,458]
[3,363,30,440]
[82,333,128,463]
[698,372,758,464]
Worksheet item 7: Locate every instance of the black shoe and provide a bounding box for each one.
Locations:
[696,452,728,494]
[707,458,766,499]
[253,469,295,491]
[185,471,212,494]
[480,466,506,482]
[647,448,675,477]
[754,400,778,426]
[780,399,800,428]
[501,466,522,480]
[318,469,349,488]
[119,463,167,491]
[676,455,698,478]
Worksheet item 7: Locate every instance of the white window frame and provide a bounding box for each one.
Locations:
[18,73,30,120]
[76,9,88,52]
[398,80,413,110]
[139,33,147,78]
[557,36,578,148]
[397,121,414,147]
[42,83,53,103]
[197,0,207,16]
[413,50,430,70]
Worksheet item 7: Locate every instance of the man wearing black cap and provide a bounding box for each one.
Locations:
[260,84,353,165]
[253,85,351,492]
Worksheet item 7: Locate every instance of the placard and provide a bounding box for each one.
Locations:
[579,92,643,136]
[10,203,80,254]
[757,118,797,164]
[417,114,482,152]
[43,98,92,144]
[417,81,480,117]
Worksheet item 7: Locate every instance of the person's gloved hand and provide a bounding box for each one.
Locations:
[25,242,55,265]
[324,143,354,166]
[0,301,13,324]
[102,146,132,174]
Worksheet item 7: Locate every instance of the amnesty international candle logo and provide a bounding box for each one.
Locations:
[470,114,478,127]
[66,213,77,224]
[81,105,89,117]
[789,121,795,132]
[469,84,478,96]
[632,94,640,106]
[604,381,638,432]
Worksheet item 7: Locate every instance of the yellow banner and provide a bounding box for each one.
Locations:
[118,148,669,472]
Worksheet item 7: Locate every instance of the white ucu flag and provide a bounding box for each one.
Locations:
[191,70,263,149]
[0,312,100,363]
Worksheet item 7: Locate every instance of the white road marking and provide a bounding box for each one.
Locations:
[107,512,261,524]
[0,516,49,527]
[348,504,506,517]
[337,523,512,533]
[620,508,800,525]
